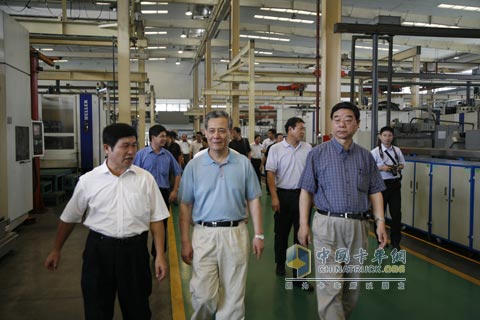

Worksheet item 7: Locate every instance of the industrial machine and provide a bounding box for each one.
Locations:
[39,93,107,172]
[0,12,31,257]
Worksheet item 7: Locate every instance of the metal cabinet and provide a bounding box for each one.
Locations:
[403,157,480,253]
[401,162,430,233]
[431,165,450,239]
[473,169,480,251]
[449,167,471,246]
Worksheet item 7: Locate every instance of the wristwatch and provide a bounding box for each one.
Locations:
[255,234,265,240]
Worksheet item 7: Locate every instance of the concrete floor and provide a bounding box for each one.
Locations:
[0,206,172,320]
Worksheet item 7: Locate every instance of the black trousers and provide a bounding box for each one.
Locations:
[81,230,151,320]
[251,158,262,184]
[274,189,301,267]
[151,188,170,257]
[375,179,402,247]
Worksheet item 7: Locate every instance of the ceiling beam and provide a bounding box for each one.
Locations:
[38,70,147,82]
[335,23,480,39]
[380,46,421,62]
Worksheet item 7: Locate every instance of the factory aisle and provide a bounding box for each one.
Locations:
[0,204,172,320]
[1,184,479,320]
[170,185,480,320]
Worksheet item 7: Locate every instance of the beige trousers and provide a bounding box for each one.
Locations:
[312,213,369,320]
[190,222,249,320]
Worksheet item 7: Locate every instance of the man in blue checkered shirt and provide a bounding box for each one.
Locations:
[298,101,387,320]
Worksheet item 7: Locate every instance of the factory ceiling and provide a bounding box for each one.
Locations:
[1,0,480,75]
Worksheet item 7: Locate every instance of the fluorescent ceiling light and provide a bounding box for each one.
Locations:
[402,21,460,28]
[95,2,110,5]
[145,31,167,35]
[147,46,166,49]
[438,3,480,11]
[185,7,192,16]
[220,59,230,63]
[98,22,117,28]
[355,45,399,52]
[255,51,273,55]
[178,49,184,54]
[254,14,314,24]
[55,59,68,63]
[141,1,168,5]
[39,48,54,51]
[180,30,187,38]
[256,30,286,36]
[141,10,168,14]
[240,34,290,42]
[149,57,166,61]
[260,7,320,16]
[176,60,181,65]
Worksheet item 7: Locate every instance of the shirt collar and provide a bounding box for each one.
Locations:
[381,144,393,152]
[101,160,138,176]
[147,145,166,155]
[281,138,303,150]
[202,148,238,166]
[331,138,356,154]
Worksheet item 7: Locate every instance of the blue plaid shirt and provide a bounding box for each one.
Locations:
[299,138,385,213]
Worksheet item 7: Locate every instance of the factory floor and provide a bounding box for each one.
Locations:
[1,184,479,320]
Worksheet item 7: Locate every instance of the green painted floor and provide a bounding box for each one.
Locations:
[171,187,480,320]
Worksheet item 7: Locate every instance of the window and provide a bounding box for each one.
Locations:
[155,99,190,112]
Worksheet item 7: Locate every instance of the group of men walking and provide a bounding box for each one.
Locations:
[44,102,404,320]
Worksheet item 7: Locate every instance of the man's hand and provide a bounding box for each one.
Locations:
[376,222,388,248]
[154,254,168,281]
[168,190,178,203]
[44,250,61,271]
[297,225,311,247]
[181,241,193,265]
[271,197,280,212]
[252,238,264,259]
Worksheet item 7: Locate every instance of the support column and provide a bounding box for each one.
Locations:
[150,85,156,126]
[321,0,342,136]
[248,40,255,142]
[412,54,421,117]
[205,40,212,114]
[194,66,201,131]
[231,0,240,126]
[117,0,131,124]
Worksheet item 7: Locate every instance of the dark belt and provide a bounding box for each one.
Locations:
[277,188,301,193]
[89,229,148,243]
[317,210,371,220]
[198,220,242,227]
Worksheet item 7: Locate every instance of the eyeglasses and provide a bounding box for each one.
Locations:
[207,128,228,135]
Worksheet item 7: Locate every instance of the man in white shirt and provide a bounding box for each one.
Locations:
[250,134,263,184]
[190,131,204,158]
[179,134,191,168]
[262,128,276,153]
[44,123,169,320]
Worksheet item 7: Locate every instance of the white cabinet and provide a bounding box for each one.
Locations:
[402,162,430,233]
[431,165,449,239]
[401,162,415,226]
[473,169,480,251]
[402,158,479,253]
[449,167,471,246]
[413,163,431,233]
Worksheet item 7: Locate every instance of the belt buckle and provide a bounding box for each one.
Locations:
[212,221,217,227]
[344,212,353,219]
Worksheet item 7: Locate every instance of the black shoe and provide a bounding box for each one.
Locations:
[276,263,286,276]
[293,280,314,292]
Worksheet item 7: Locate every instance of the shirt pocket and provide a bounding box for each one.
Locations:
[127,193,150,217]
[357,171,369,194]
